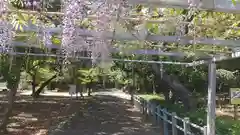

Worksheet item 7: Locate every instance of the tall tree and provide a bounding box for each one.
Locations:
[0,54,24,133]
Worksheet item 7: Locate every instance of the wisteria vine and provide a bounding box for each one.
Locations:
[92,0,129,64]
[0,1,12,53]
[0,0,128,64]
[62,0,89,56]
[61,0,128,64]
[0,0,7,15]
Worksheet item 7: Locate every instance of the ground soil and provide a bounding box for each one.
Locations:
[0,91,88,135]
[55,95,161,135]
[0,90,161,135]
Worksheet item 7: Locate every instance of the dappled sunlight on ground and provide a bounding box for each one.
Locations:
[56,94,161,135]
[0,90,161,135]
[0,92,89,135]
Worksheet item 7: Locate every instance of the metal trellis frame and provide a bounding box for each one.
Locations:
[3,1,240,135]
[13,25,240,48]
[4,52,190,65]
[7,0,240,14]
[12,41,186,57]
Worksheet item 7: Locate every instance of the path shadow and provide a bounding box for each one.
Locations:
[57,94,161,135]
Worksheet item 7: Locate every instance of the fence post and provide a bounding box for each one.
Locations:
[171,112,177,135]
[143,100,146,114]
[183,117,190,135]
[145,101,149,116]
[157,105,161,124]
[146,101,148,115]
[163,108,169,135]
[147,102,150,115]
[149,103,152,115]
[153,103,157,123]
[140,98,144,113]
[151,103,155,116]
[203,126,207,135]
[152,103,156,116]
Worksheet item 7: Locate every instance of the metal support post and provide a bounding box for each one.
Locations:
[207,59,216,135]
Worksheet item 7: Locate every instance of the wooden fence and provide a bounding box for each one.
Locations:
[133,96,207,135]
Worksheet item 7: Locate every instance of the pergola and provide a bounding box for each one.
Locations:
[1,0,240,135]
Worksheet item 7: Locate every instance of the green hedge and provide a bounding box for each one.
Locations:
[139,94,240,135]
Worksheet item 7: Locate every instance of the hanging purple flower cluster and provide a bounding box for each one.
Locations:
[35,19,53,49]
[0,21,12,45]
[23,0,41,10]
[0,46,7,53]
[0,1,12,54]
[61,0,128,64]
[62,0,89,56]
[90,4,112,62]
[0,0,8,15]
[43,30,53,48]
[90,0,127,63]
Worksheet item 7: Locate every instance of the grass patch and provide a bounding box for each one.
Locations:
[138,94,240,135]
[139,94,164,101]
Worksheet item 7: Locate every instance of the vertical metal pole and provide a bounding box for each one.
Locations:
[157,106,161,124]
[171,112,177,135]
[183,117,190,135]
[160,63,163,79]
[163,108,169,135]
[234,105,238,120]
[131,66,134,103]
[207,59,216,135]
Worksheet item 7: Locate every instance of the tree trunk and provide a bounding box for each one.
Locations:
[0,87,17,133]
[163,90,170,101]
[0,52,23,133]
[33,74,57,98]
[31,73,36,95]
[87,83,92,96]
[87,84,91,96]
[152,64,195,110]
[80,85,84,97]
[76,84,79,99]
[88,88,91,96]
[170,90,178,104]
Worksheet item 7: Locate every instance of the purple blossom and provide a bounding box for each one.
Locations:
[0,0,7,15]
[0,21,12,51]
[61,0,129,64]
[43,31,52,48]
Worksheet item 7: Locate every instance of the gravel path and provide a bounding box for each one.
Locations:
[56,90,161,135]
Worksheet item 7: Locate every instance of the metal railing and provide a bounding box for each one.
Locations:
[133,96,207,135]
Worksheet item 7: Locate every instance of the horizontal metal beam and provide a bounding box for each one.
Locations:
[9,9,177,24]
[9,10,240,30]
[128,0,240,14]
[8,0,240,14]
[186,52,240,67]
[6,52,190,65]
[12,41,185,57]
[14,24,240,47]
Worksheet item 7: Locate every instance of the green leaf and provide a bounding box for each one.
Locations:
[232,0,237,5]
[52,37,61,45]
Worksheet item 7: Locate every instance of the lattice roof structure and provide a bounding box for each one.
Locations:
[3,0,240,67]
[2,1,240,135]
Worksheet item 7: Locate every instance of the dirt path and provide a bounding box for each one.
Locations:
[56,92,161,135]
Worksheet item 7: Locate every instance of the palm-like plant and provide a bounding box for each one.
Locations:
[78,68,99,96]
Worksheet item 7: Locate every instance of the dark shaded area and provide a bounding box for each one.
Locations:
[56,95,161,135]
[151,64,195,110]
[33,74,57,98]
